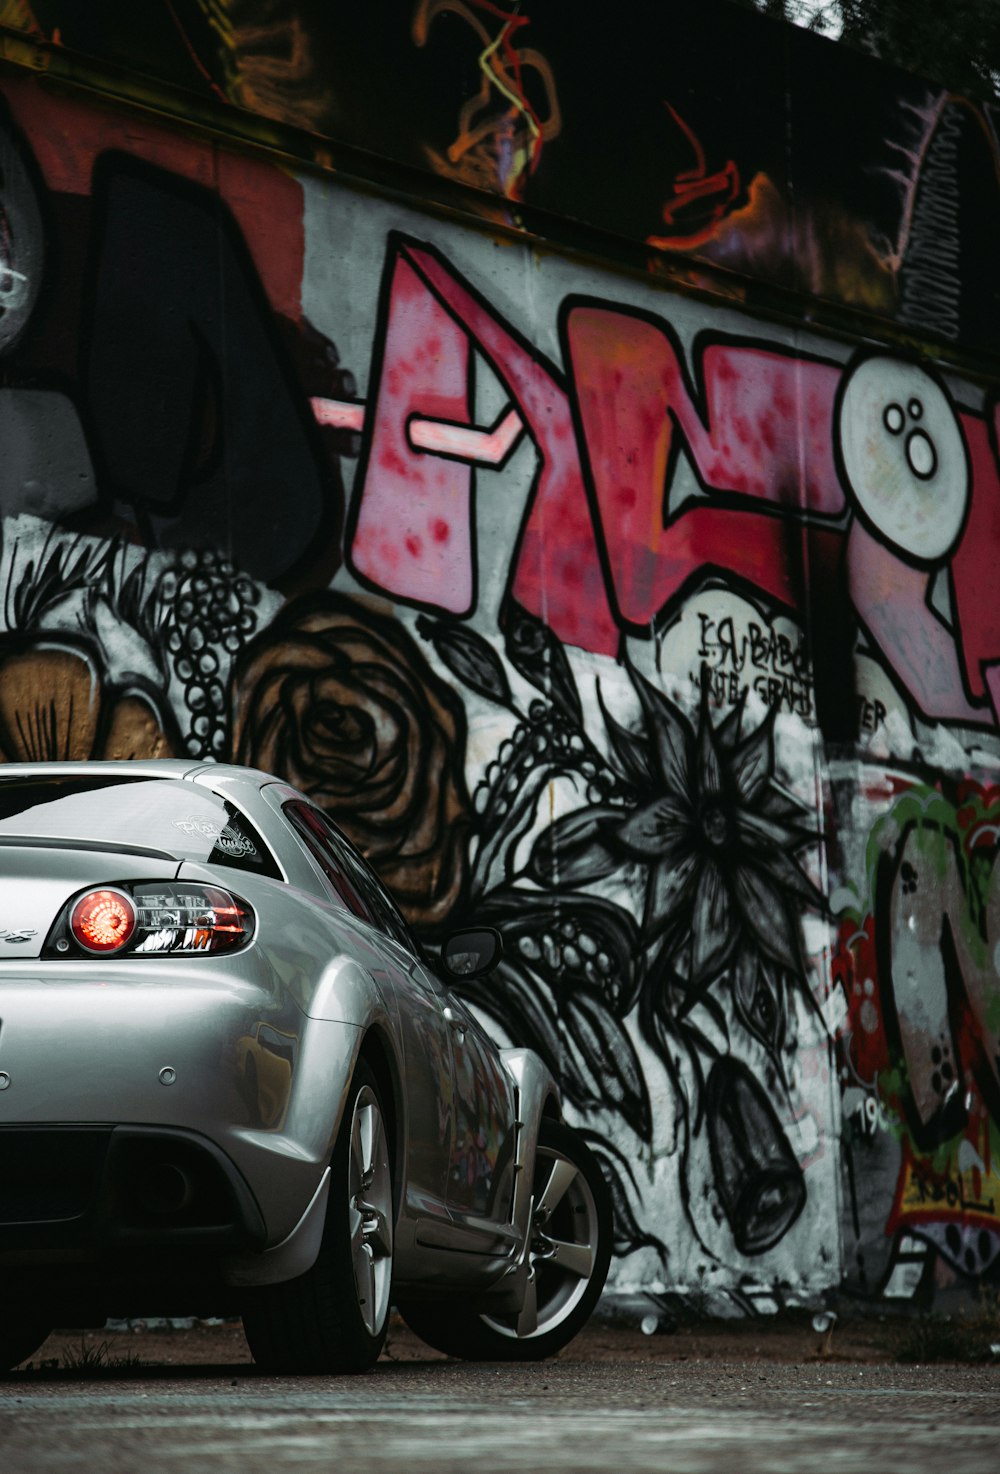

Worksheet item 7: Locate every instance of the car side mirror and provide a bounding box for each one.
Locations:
[441,927,503,979]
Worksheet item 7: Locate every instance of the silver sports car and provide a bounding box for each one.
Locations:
[0,760,611,1372]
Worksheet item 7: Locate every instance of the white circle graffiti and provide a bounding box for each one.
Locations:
[0,123,45,354]
[838,357,968,562]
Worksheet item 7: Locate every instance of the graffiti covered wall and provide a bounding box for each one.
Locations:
[1,1,999,1313]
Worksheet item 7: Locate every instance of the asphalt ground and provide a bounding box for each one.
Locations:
[2,1318,998,1474]
[8,1307,993,1369]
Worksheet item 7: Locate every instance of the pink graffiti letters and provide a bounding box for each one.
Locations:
[345,237,617,649]
[333,237,1000,730]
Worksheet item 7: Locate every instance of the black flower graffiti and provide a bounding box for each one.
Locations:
[419,603,825,1265]
[600,670,823,996]
[591,673,822,1257]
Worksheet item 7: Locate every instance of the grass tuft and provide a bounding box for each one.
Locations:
[894,1293,1000,1364]
[55,1338,148,1375]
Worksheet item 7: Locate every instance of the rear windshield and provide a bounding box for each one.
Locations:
[0,776,281,879]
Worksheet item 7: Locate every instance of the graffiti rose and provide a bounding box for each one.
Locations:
[229,593,471,930]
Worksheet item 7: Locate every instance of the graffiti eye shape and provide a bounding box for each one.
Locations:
[906,429,936,480]
[883,403,904,435]
[0,129,44,348]
[838,356,969,562]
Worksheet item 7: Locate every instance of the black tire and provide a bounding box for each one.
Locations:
[242,1057,394,1374]
[398,1120,612,1361]
[0,1319,52,1372]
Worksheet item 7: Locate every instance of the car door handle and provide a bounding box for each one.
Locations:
[442,1006,466,1036]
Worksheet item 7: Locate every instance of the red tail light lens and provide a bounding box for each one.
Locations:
[70,889,137,954]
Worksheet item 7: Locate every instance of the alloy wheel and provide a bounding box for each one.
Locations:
[482,1141,599,1340]
[347,1085,393,1337]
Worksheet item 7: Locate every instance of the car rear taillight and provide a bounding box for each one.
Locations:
[70,889,137,954]
[131,883,254,955]
[48,883,255,959]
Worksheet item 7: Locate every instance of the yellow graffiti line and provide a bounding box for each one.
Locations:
[477,27,540,147]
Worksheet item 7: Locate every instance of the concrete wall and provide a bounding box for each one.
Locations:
[0,2,998,1314]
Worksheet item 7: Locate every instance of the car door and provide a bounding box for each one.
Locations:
[436,991,518,1231]
[281,801,455,1227]
[326,868,518,1241]
[284,801,518,1260]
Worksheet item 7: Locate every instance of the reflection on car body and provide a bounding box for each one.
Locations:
[0,760,611,1373]
[235,1021,297,1130]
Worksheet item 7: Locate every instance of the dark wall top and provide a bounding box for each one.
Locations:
[4,0,999,364]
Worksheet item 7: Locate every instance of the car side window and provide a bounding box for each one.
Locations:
[283,801,375,925]
[345,849,417,953]
[283,801,416,953]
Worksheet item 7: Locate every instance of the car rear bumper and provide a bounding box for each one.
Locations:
[0,1121,266,1255]
[0,964,363,1242]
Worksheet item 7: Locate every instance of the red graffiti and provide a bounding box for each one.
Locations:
[347,238,618,652]
[563,303,844,628]
[950,403,1000,713]
[337,238,1000,728]
[647,103,741,251]
[351,253,476,614]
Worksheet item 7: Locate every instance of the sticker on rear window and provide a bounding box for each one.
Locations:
[174,816,257,858]
[216,825,257,859]
[175,816,221,841]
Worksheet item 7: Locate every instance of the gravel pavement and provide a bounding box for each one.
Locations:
[1,1319,997,1474]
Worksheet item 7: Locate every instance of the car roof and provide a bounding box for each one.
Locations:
[0,760,305,884]
[0,760,275,789]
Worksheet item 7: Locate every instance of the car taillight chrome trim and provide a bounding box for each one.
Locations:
[46,882,256,959]
[131,883,255,955]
